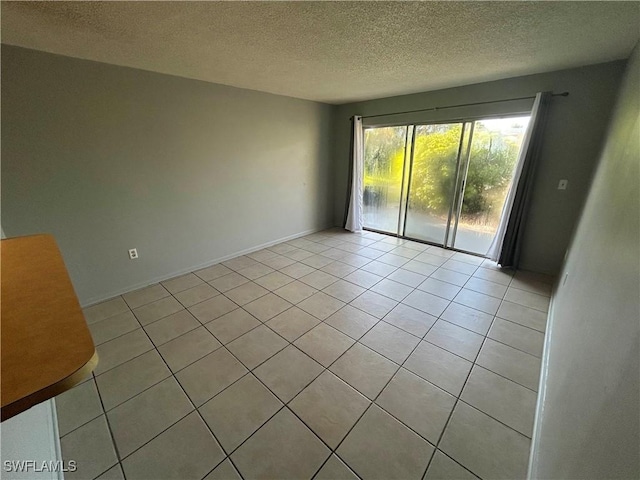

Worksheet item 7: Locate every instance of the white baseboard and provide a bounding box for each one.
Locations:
[80,224,333,308]
[527,283,557,479]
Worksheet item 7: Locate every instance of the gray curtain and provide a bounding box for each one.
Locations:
[494,91,552,268]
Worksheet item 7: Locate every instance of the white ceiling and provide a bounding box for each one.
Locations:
[1,1,638,104]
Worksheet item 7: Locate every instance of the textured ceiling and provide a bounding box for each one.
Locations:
[1,1,638,104]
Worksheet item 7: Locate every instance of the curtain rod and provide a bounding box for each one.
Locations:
[356,91,569,120]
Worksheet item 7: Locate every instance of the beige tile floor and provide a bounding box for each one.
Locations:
[57,228,553,480]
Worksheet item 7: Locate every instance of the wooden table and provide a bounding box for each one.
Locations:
[1,234,97,421]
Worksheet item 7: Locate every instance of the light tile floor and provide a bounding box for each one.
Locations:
[57,228,553,480]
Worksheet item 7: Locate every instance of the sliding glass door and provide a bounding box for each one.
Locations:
[363,126,409,234]
[404,123,465,244]
[452,117,530,254]
[362,115,530,257]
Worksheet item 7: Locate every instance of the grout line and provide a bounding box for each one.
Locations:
[114,356,194,456]
[73,228,546,480]
[90,376,125,476]
[93,344,156,377]
[420,319,495,478]
[483,331,545,359]
[320,304,442,475]
[494,314,548,334]
[94,354,173,413]
[122,285,172,310]
[455,396,535,440]
[418,265,543,473]
[116,320,251,479]
[185,298,379,476]
[94,293,538,438]
[429,449,480,479]
[90,324,143,348]
[193,341,331,472]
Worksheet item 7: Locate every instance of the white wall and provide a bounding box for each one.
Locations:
[529,43,639,479]
[1,46,336,306]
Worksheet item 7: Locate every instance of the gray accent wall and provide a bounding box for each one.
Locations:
[529,43,639,479]
[333,61,626,274]
[1,46,335,305]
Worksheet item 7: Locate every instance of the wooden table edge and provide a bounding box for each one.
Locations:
[1,350,99,422]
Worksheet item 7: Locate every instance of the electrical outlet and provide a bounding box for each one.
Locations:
[128,248,138,260]
[558,179,568,190]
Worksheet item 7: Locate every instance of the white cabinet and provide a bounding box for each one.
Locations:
[0,400,64,480]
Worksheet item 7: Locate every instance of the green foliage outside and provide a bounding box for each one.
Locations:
[364,121,524,229]
[363,126,406,208]
[409,124,462,216]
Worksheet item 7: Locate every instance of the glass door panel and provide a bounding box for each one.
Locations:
[363,126,408,234]
[404,123,464,244]
[452,116,531,255]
